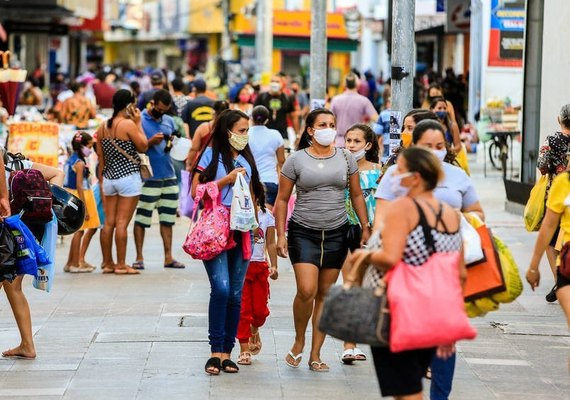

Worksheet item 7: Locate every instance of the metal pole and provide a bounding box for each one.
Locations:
[310,0,327,110]
[255,0,273,81]
[221,0,232,61]
[389,0,415,155]
[390,0,415,115]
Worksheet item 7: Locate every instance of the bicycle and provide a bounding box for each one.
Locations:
[488,131,509,172]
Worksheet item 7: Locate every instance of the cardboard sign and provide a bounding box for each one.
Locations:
[7,122,59,167]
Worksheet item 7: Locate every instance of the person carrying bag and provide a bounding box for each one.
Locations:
[348,146,474,399]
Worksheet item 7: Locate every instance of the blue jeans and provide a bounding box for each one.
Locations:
[430,353,456,400]
[203,233,251,353]
[263,182,278,206]
[171,158,186,191]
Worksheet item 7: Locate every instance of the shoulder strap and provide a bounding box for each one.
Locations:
[411,199,436,252]
[423,201,450,232]
[108,139,140,166]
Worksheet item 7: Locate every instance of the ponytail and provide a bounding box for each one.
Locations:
[297,108,334,151]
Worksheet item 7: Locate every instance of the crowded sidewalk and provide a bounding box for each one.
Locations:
[0,157,567,400]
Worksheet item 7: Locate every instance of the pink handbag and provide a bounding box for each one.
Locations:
[386,251,477,353]
[182,182,233,260]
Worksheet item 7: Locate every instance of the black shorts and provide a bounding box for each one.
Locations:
[371,346,435,397]
[556,269,570,290]
[287,220,349,269]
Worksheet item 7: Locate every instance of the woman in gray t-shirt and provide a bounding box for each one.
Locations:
[274,108,371,372]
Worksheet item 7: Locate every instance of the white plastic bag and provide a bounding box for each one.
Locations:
[461,214,484,265]
[230,172,258,232]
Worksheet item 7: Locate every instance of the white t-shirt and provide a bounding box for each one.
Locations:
[248,125,284,184]
[251,209,276,262]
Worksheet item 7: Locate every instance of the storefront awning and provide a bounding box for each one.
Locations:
[237,35,358,53]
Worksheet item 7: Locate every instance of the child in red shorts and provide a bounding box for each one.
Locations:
[236,209,278,365]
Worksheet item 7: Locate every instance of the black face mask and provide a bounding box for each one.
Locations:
[151,108,164,119]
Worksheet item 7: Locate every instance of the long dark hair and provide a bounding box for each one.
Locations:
[429,97,452,131]
[412,119,457,164]
[107,89,135,129]
[346,124,379,163]
[199,109,266,210]
[297,108,335,150]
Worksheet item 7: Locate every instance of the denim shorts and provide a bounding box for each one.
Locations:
[264,182,278,206]
[102,173,142,197]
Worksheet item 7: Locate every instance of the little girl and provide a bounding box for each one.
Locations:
[236,207,279,365]
[342,124,382,363]
[63,132,101,273]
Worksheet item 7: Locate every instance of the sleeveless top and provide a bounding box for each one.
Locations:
[63,153,90,190]
[403,199,462,266]
[101,137,140,180]
[346,166,381,225]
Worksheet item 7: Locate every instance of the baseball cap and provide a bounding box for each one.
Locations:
[150,69,164,83]
[193,78,206,92]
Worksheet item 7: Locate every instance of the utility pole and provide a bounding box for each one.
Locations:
[255,0,273,83]
[310,0,327,110]
[221,0,232,61]
[389,0,415,155]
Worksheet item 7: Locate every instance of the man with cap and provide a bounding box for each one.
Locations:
[181,78,215,137]
[137,69,166,110]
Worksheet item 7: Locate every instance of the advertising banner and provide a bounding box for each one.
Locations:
[488,0,525,67]
[7,122,59,167]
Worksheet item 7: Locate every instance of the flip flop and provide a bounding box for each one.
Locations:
[353,348,367,361]
[114,267,140,275]
[205,357,221,375]
[164,260,186,269]
[221,359,239,373]
[309,361,330,372]
[342,348,356,365]
[102,265,115,274]
[132,260,145,270]
[285,351,303,368]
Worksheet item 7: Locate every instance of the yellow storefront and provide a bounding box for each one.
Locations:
[233,9,358,96]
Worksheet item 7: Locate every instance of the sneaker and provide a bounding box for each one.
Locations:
[546,286,558,303]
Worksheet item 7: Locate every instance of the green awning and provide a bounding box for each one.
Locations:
[237,35,358,53]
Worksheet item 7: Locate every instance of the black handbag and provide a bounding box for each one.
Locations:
[319,251,390,347]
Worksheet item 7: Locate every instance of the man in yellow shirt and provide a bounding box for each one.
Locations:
[58,82,96,129]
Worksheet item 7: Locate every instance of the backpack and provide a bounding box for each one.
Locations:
[9,168,53,224]
[182,182,234,260]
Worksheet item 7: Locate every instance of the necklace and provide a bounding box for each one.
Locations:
[306,147,334,168]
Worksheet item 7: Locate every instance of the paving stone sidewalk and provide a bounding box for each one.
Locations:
[0,158,568,399]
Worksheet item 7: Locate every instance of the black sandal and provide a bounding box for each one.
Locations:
[205,357,221,375]
[221,359,239,373]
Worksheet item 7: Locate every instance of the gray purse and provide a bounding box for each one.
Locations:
[318,248,390,347]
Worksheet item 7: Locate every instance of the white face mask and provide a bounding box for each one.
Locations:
[351,148,366,161]
[312,128,337,146]
[269,82,281,93]
[390,172,414,198]
[432,148,447,162]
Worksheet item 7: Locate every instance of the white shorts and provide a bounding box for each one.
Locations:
[102,173,142,197]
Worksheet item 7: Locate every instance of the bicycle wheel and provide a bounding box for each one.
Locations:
[488,141,502,170]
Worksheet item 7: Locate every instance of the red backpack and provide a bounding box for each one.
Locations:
[9,169,53,224]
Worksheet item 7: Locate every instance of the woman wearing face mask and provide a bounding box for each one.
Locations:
[373,120,484,400]
[350,146,465,400]
[422,83,458,126]
[341,123,381,363]
[274,108,371,372]
[191,109,266,375]
[232,86,253,115]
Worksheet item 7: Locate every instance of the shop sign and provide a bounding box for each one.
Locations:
[488,0,525,68]
[234,10,351,40]
[7,123,59,167]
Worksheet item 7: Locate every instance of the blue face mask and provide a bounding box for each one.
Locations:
[435,111,448,120]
